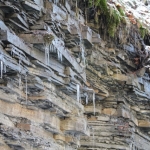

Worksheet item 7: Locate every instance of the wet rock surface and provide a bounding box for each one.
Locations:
[0,0,150,150]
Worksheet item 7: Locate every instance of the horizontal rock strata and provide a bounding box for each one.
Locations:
[0,0,150,150]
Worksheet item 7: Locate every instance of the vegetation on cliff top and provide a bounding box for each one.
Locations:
[87,0,125,37]
[86,0,149,38]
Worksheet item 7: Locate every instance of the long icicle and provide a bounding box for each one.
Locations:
[57,50,62,62]
[60,52,62,62]
[57,50,60,60]
[93,91,95,115]
[77,84,80,102]
[81,44,86,66]
[19,59,21,73]
[45,44,47,64]
[52,44,54,53]
[19,74,21,98]
[47,44,50,65]
[25,74,28,105]
[1,61,3,78]
[49,43,53,52]
[3,64,6,73]
[92,127,95,149]
[45,43,50,65]
[86,93,88,105]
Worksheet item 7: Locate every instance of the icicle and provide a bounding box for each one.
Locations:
[93,92,95,115]
[106,62,108,75]
[0,61,3,78]
[77,84,80,102]
[58,51,61,61]
[31,144,33,150]
[86,93,88,105]
[49,43,52,52]
[57,50,62,62]
[19,59,21,73]
[81,46,86,66]
[134,32,136,47]
[19,75,21,88]
[19,74,21,98]
[11,49,13,56]
[52,44,56,53]
[51,44,54,53]
[60,52,62,62]
[92,128,95,149]
[11,49,14,57]
[52,44,55,53]
[44,43,50,65]
[78,135,80,141]
[47,47,50,65]
[25,75,28,105]
[117,68,119,79]
[3,64,6,73]
[57,50,60,60]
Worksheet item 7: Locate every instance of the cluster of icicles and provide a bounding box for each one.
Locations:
[0,54,6,79]
[44,42,62,65]
[44,42,95,114]
[13,50,28,105]
[78,21,86,68]
[0,51,28,105]
[77,84,96,115]
[43,22,93,115]
[77,23,94,113]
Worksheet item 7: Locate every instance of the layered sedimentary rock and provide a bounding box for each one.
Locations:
[0,0,89,149]
[0,0,150,150]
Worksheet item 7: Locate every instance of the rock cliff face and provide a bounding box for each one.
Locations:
[0,0,150,150]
